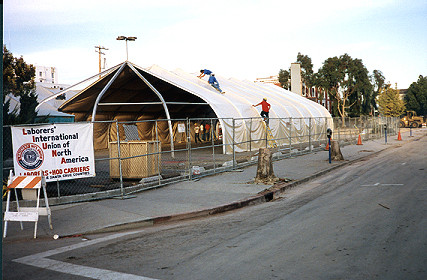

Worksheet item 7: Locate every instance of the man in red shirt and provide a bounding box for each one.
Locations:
[253,98,271,122]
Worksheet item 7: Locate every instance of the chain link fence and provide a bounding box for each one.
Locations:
[2,116,399,205]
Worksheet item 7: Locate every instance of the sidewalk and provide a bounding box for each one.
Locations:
[3,128,426,241]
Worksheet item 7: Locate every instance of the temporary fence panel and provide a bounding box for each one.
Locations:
[2,116,399,205]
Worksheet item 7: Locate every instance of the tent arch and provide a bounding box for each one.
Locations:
[58,62,333,154]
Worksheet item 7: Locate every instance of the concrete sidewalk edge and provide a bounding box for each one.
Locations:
[78,141,404,237]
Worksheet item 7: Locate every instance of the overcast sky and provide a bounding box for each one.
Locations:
[4,0,427,88]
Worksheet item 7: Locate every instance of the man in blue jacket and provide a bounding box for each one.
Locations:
[197,69,213,78]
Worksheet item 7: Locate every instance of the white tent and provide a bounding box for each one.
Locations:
[144,64,333,153]
[46,61,332,153]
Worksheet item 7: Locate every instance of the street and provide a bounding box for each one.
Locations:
[3,135,427,280]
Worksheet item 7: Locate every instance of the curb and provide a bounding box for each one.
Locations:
[65,133,426,237]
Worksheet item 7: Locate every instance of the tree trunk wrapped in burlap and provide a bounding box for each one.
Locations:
[331,140,344,161]
[254,148,279,184]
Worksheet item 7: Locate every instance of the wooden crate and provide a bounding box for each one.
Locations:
[109,141,161,179]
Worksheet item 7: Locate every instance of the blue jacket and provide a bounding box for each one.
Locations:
[208,75,218,84]
[203,69,212,75]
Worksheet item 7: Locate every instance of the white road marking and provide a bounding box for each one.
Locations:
[361,183,404,187]
[13,229,160,280]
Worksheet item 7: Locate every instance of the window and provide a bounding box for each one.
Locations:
[39,72,43,77]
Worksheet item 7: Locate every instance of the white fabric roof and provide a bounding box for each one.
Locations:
[145,65,333,153]
[53,61,332,153]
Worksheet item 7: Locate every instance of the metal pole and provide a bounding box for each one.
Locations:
[187,119,192,180]
[125,40,129,61]
[249,118,252,152]
[56,179,61,199]
[232,118,236,170]
[289,117,292,156]
[309,117,312,152]
[328,137,331,164]
[211,118,216,172]
[385,125,388,144]
[115,121,124,198]
[155,120,161,185]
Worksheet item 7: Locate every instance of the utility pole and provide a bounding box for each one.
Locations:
[95,45,108,77]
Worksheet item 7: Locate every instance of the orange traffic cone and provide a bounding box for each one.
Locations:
[325,141,329,150]
[357,134,363,145]
[397,131,402,141]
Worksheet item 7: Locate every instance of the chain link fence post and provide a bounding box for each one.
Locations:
[114,120,124,198]
[232,118,236,170]
[309,117,312,152]
[289,117,292,156]
[249,118,252,152]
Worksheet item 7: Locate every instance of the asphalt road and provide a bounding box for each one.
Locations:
[3,135,426,280]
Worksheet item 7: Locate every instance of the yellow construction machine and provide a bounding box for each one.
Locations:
[399,111,426,128]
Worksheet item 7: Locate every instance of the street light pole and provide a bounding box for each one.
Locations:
[116,36,137,61]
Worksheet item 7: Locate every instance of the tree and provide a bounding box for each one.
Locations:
[278,68,290,90]
[254,148,278,184]
[370,70,386,115]
[279,52,314,90]
[404,75,427,116]
[3,46,38,125]
[315,53,372,123]
[296,52,314,88]
[377,84,405,117]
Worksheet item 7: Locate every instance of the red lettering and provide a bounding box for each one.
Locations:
[52,150,58,157]
[23,129,27,135]
[61,157,66,164]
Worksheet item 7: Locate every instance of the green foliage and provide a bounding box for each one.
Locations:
[3,45,39,125]
[278,68,290,90]
[378,84,405,117]
[314,53,372,120]
[296,52,314,88]
[404,75,427,116]
[369,70,386,115]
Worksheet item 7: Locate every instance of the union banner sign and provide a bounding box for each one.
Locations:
[12,123,95,182]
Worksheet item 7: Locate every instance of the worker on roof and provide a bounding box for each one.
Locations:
[208,73,224,94]
[253,97,271,123]
[197,69,213,79]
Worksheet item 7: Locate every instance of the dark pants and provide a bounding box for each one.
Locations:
[195,133,201,143]
[261,111,269,125]
[261,111,269,119]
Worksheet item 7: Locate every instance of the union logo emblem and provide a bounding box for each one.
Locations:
[16,143,44,170]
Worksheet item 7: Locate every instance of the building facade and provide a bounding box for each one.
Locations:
[35,65,58,85]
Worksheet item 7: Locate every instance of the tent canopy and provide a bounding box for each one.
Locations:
[60,62,214,121]
[56,61,333,153]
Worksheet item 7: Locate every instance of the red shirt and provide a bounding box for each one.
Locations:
[256,100,270,112]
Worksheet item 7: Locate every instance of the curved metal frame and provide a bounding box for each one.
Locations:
[127,62,174,155]
[90,61,175,155]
